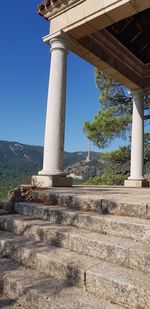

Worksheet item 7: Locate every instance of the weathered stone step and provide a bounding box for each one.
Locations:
[32,189,150,218]
[0,297,26,309]
[0,258,20,292]
[0,215,150,273]
[0,297,20,309]
[0,260,26,306]
[0,231,100,288]
[0,235,149,308]
[86,261,150,309]
[15,202,150,241]
[0,258,119,309]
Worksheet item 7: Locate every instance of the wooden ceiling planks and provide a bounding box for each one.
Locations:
[107,9,150,64]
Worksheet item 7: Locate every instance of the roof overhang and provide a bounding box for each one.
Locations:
[38,0,150,91]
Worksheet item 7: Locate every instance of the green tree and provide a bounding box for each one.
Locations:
[84,70,150,148]
[100,132,150,176]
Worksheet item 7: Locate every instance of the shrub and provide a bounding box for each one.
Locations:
[82,172,127,186]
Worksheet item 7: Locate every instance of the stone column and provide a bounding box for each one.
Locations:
[32,32,72,188]
[124,89,148,187]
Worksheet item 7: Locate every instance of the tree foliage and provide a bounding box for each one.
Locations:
[100,132,150,176]
[84,69,150,148]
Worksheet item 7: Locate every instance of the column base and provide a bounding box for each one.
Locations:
[124,179,149,188]
[31,175,72,188]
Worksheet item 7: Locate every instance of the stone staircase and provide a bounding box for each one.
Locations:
[0,188,150,308]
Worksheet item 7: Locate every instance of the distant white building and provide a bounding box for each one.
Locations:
[68,173,83,180]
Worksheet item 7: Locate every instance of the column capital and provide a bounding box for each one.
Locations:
[43,30,75,51]
[131,88,145,98]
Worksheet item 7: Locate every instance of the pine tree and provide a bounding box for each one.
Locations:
[84,69,150,148]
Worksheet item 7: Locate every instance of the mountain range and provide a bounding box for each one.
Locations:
[1,139,150,198]
[0,140,100,192]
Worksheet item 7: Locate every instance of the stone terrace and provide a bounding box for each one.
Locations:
[31,186,150,218]
[33,186,150,204]
[0,186,150,308]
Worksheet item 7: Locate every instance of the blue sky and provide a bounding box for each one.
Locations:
[0,0,128,153]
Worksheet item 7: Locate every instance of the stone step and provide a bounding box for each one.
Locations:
[86,261,150,309]
[0,295,23,309]
[0,260,26,307]
[0,258,119,309]
[0,297,20,309]
[32,189,150,219]
[0,231,101,288]
[0,258,20,292]
[1,235,150,308]
[15,202,150,241]
[0,215,150,273]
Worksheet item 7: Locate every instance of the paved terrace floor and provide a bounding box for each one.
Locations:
[38,186,150,205]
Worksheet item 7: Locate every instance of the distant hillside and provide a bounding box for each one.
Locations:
[0,140,43,181]
[0,140,100,196]
[1,140,150,198]
[65,158,103,179]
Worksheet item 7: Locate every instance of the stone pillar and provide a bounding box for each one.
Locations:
[32,32,72,188]
[124,89,148,187]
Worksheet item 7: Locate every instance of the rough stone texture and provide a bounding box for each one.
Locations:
[31,187,150,218]
[0,296,24,309]
[86,261,150,309]
[0,186,33,214]
[0,187,150,308]
[15,203,150,241]
[69,230,150,273]
[0,215,70,248]
[0,258,21,292]
[75,212,150,241]
[1,238,150,309]
[0,260,121,309]
[0,215,150,273]
[0,231,101,288]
